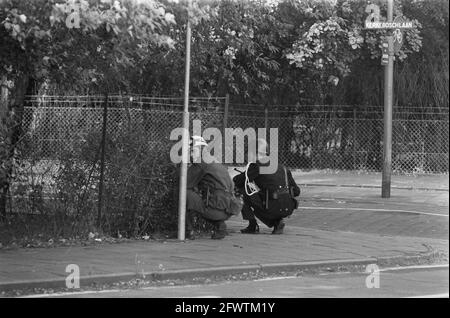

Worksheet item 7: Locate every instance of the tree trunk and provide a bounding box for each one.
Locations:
[0,74,30,220]
[1,75,8,120]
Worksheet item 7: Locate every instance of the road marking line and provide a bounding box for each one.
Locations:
[407,293,449,298]
[19,280,236,298]
[300,206,448,217]
[255,276,298,282]
[318,271,351,276]
[19,288,130,298]
[378,264,449,272]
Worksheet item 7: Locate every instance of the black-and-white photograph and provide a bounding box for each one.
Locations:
[0,0,448,303]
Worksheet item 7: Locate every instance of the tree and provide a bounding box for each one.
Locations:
[134,0,283,103]
[284,0,422,104]
[0,0,175,218]
[396,0,449,108]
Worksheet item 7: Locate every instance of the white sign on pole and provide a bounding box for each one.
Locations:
[392,16,410,53]
[365,20,414,29]
[364,4,414,30]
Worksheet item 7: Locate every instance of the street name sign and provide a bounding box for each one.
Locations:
[365,20,414,29]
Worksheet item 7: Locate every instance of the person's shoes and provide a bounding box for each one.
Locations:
[211,230,227,240]
[240,221,259,234]
[185,229,196,240]
[211,221,228,239]
[186,210,196,239]
[272,219,285,234]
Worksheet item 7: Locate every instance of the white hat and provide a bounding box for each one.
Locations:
[257,138,269,155]
[190,135,208,147]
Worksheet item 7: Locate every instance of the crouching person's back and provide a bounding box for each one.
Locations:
[182,136,242,239]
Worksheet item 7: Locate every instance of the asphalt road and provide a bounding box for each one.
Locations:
[27,265,449,298]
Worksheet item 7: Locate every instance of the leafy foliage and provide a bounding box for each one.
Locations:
[1,0,175,91]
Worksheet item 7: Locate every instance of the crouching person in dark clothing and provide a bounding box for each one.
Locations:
[184,136,242,240]
[233,139,300,234]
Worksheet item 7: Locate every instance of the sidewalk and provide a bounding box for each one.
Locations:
[0,219,448,293]
[0,170,448,294]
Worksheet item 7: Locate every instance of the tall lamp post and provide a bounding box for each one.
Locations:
[364,0,415,198]
[382,0,394,198]
[178,1,192,241]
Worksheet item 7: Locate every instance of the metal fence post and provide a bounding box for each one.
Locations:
[97,92,108,230]
[0,75,8,220]
[264,104,269,138]
[223,94,229,134]
[353,107,357,170]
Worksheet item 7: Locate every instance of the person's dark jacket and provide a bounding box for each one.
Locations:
[233,162,300,198]
[188,162,239,214]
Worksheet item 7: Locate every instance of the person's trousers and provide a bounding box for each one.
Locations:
[186,189,229,222]
[241,192,294,227]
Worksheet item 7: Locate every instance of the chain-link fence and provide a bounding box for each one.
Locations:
[1,95,227,237]
[1,95,448,238]
[227,103,449,174]
[20,95,225,159]
[14,96,450,175]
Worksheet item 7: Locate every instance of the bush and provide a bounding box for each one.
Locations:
[2,122,215,245]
